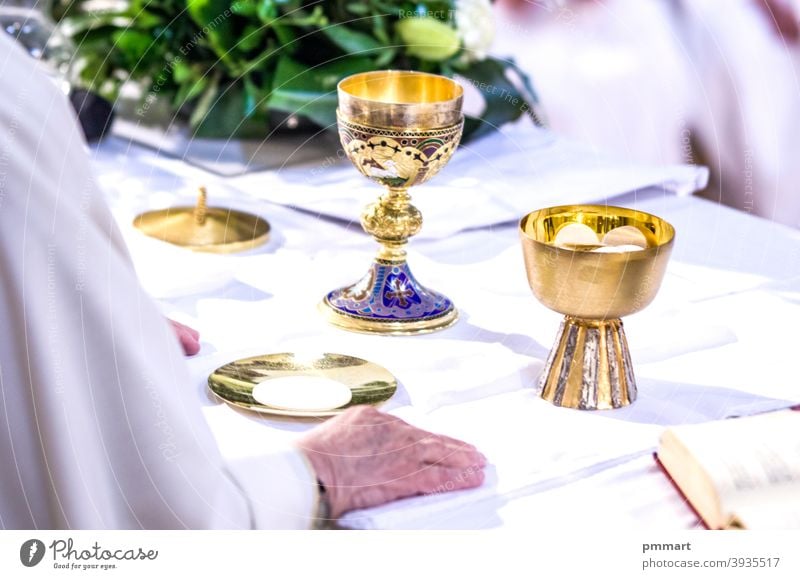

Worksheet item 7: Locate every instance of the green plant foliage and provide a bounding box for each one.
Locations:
[53,0,539,139]
[396,16,459,61]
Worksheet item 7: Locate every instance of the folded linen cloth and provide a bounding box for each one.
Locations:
[230,121,709,239]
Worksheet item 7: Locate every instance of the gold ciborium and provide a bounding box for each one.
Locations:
[520,205,675,410]
[320,71,464,335]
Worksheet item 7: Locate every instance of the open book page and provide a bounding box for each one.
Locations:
[662,411,800,529]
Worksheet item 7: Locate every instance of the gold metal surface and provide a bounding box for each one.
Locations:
[520,205,675,410]
[133,187,270,253]
[208,352,397,418]
[338,70,463,129]
[321,71,464,334]
[318,300,459,335]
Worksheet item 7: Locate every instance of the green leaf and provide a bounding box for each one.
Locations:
[172,59,193,83]
[130,10,163,29]
[373,46,397,68]
[193,81,265,138]
[506,57,543,116]
[173,74,208,108]
[458,58,540,141]
[315,57,375,91]
[230,0,258,16]
[345,3,370,15]
[189,70,221,128]
[322,24,382,55]
[186,76,210,101]
[371,14,391,45]
[281,5,328,27]
[79,59,112,95]
[256,0,278,23]
[237,24,262,52]
[372,0,405,15]
[253,0,296,48]
[396,16,460,61]
[187,0,237,61]
[272,21,297,48]
[267,55,372,129]
[71,25,119,50]
[111,29,155,66]
[267,90,337,130]
[243,75,263,116]
[272,54,373,92]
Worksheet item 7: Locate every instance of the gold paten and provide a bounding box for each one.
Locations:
[321,71,464,334]
[520,205,675,410]
[208,352,397,418]
[133,187,270,253]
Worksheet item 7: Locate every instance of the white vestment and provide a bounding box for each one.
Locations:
[681,0,800,228]
[0,34,317,529]
[495,0,800,228]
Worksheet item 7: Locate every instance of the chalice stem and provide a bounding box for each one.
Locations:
[537,316,637,410]
[380,187,412,216]
[361,186,422,262]
[375,188,411,261]
[321,186,456,334]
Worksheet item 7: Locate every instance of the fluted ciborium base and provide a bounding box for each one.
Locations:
[321,259,457,335]
[538,317,637,410]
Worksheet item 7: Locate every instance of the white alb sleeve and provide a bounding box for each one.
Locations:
[0,34,316,529]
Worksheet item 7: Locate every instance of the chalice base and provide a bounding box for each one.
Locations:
[320,259,457,335]
[537,316,637,410]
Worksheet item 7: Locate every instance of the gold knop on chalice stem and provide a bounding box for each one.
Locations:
[361,187,423,262]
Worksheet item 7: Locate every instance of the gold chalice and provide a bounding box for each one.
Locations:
[520,205,675,410]
[320,71,464,334]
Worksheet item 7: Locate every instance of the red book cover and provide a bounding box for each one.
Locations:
[653,453,711,530]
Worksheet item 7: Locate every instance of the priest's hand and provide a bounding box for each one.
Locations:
[297,406,486,519]
[168,320,201,356]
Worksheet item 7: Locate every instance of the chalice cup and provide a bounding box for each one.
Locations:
[321,71,464,334]
[520,205,675,410]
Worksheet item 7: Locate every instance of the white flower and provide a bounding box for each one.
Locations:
[455,0,496,61]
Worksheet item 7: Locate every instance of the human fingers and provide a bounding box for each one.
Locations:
[404,463,486,496]
[341,463,486,515]
[415,430,486,465]
[179,332,201,356]
[436,436,485,466]
[169,320,201,356]
[417,437,487,469]
[169,319,200,340]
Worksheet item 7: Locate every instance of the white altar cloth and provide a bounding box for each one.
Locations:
[90,125,799,530]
